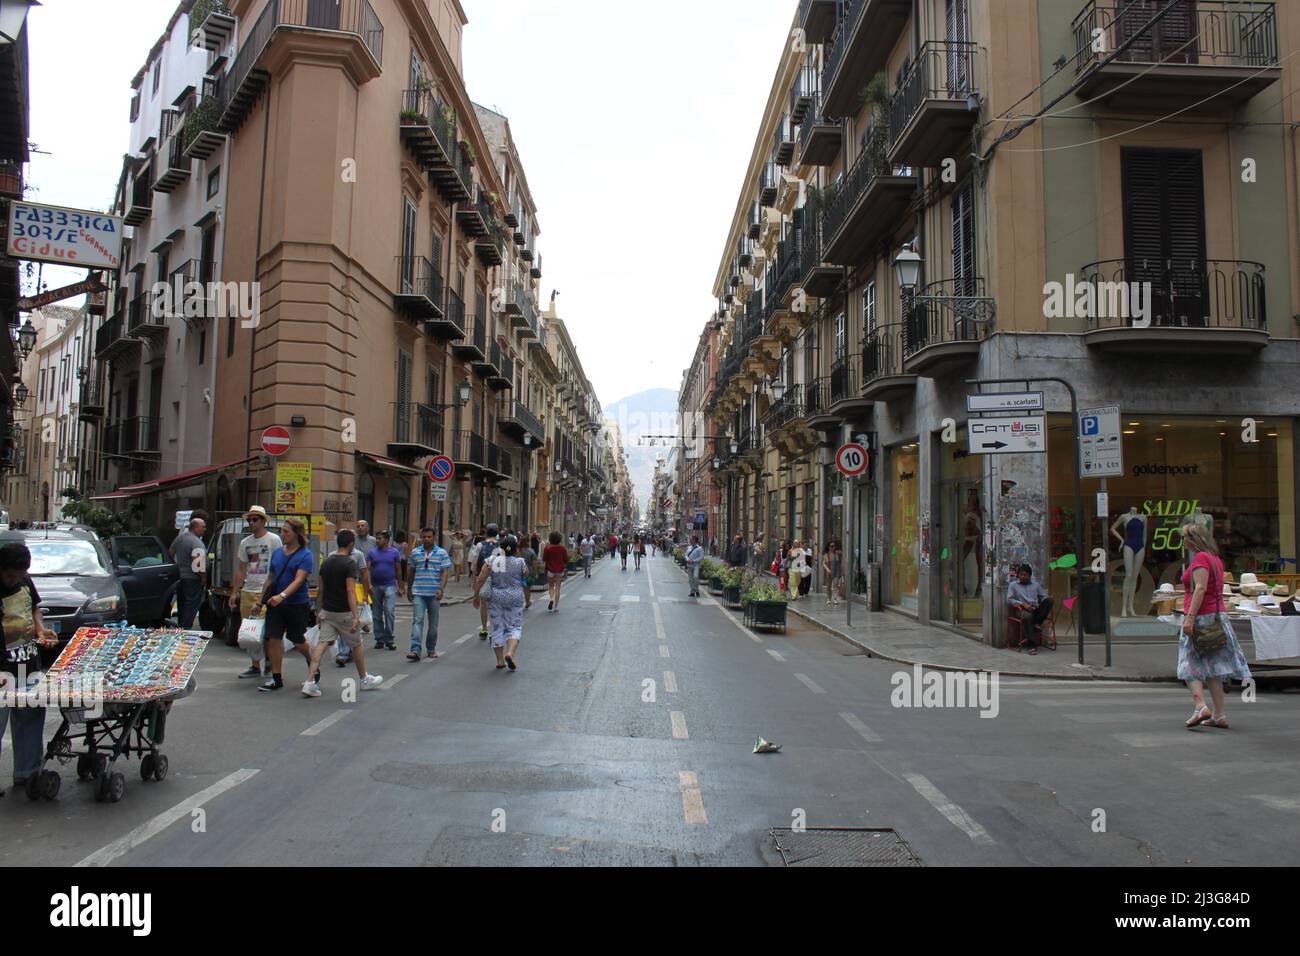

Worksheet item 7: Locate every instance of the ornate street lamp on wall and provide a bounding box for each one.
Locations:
[15,319,36,360]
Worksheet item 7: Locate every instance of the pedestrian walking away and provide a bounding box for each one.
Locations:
[170,515,207,629]
[1178,522,1251,729]
[1007,563,1053,655]
[579,533,594,577]
[473,535,528,671]
[330,525,373,665]
[542,531,568,611]
[407,527,451,662]
[823,541,843,606]
[304,530,383,697]
[255,518,315,692]
[230,506,282,679]
[518,535,538,610]
[619,534,630,571]
[474,526,500,638]
[0,542,60,797]
[633,533,645,571]
[367,530,402,652]
[685,536,705,597]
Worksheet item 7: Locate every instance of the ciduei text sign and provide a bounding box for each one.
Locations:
[6,201,123,270]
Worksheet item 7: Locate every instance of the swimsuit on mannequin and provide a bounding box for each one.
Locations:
[1111,508,1147,617]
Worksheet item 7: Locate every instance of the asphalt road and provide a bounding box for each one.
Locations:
[4,552,1299,866]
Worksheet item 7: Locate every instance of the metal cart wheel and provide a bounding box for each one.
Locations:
[93,773,109,803]
[152,754,169,781]
[140,755,156,781]
[76,755,94,780]
[38,770,61,801]
[105,771,126,804]
[24,774,41,801]
[93,754,108,778]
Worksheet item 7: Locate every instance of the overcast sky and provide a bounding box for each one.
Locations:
[24,0,795,407]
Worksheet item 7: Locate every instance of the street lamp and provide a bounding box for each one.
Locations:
[0,0,39,46]
[893,242,922,296]
[13,382,27,407]
[770,378,785,402]
[729,436,739,456]
[456,378,472,405]
[15,318,36,359]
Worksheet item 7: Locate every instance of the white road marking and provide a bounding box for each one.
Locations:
[581,594,600,602]
[704,594,764,643]
[670,711,689,739]
[301,710,350,736]
[903,772,995,846]
[664,670,678,693]
[679,770,707,824]
[766,649,786,662]
[454,633,473,645]
[647,570,656,599]
[1248,794,1300,812]
[793,672,826,694]
[659,645,670,658]
[621,595,641,603]
[839,711,882,743]
[378,673,408,690]
[1113,732,1229,748]
[653,602,667,642]
[76,768,261,867]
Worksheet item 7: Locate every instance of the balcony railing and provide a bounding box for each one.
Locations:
[165,258,219,322]
[475,220,505,267]
[797,216,841,298]
[797,90,843,167]
[758,162,778,207]
[392,401,441,453]
[153,110,192,193]
[500,399,545,445]
[888,41,979,164]
[829,354,857,405]
[773,116,796,167]
[1077,259,1266,331]
[395,255,444,321]
[1074,1,1278,73]
[127,292,167,339]
[903,277,989,356]
[821,0,911,118]
[450,430,486,469]
[764,383,807,430]
[453,302,488,360]
[862,323,906,384]
[822,124,915,265]
[798,0,838,45]
[218,0,384,132]
[123,166,153,225]
[106,417,161,456]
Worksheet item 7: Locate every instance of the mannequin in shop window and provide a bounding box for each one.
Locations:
[1111,507,1147,617]
[961,488,983,597]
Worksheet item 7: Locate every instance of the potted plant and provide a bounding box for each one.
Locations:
[859,71,892,123]
[743,582,789,631]
[721,567,746,608]
[400,107,427,126]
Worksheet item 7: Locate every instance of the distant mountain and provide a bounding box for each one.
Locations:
[604,388,679,514]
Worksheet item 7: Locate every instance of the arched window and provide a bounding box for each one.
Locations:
[357,473,375,526]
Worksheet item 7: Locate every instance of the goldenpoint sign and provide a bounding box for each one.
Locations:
[6,200,123,270]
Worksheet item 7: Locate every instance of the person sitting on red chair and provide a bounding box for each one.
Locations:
[1008,563,1053,655]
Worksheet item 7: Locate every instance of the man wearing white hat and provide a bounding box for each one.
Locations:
[230,506,282,679]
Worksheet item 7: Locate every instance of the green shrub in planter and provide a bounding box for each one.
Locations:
[721,567,745,607]
[743,582,788,630]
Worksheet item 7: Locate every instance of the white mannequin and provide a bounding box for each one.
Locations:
[1111,508,1147,617]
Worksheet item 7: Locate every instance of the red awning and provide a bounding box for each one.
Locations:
[91,456,257,500]
[358,452,422,476]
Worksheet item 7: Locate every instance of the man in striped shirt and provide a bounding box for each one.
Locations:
[406,527,451,662]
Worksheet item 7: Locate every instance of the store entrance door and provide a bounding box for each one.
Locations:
[939,478,985,631]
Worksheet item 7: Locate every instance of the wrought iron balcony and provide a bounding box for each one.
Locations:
[166,258,219,324]
[499,398,546,446]
[217,0,384,133]
[475,220,505,267]
[789,69,814,127]
[797,216,841,299]
[530,252,542,280]
[452,301,488,361]
[181,85,226,161]
[192,1,236,52]
[797,91,842,168]
[127,292,168,343]
[902,276,992,375]
[152,110,192,193]
[425,284,465,341]
[488,346,513,391]
[77,384,105,422]
[822,124,916,266]
[105,417,161,457]
[758,162,779,208]
[123,165,153,225]
[821,0,912,118]
[887,41,980,167]
[1072,1,1279,111]
[394,255,445,322]
[389,402,441,460]
[456,187,492,239]
[773,116,796,167]
[450,429,486,472]
[747,200,762,241]
[861,322,916,401]
[95,312,136,360]
[472,334,502,380]
[828,352,874,422]
[1077,258,1268,354]
[798,0,839,45]
[764,383,807,431]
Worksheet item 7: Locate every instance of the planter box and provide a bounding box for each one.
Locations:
[723,584,742,607]
[707,577,725,594]
[744,600,788,632]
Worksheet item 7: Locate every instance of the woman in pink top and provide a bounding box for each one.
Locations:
[1179,522,1251,729]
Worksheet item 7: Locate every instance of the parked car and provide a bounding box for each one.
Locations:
[0,528,128,663]
[106,534,182,626]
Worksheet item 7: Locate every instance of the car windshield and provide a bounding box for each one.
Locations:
[26,540,110,576]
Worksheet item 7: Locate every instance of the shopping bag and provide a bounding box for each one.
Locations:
[304,624,321,649]
[237,617,265,653]
[358,604,373,633]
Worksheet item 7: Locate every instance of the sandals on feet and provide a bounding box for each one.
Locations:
[495,663,506,670]
[1209,714,1229,729]
[505,655,516,671]
[1186,706,1212,728]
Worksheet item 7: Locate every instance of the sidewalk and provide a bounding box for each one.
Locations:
[786,599,1299,683]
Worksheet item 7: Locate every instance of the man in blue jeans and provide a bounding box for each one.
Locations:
[406,527,450,662]
[367,530,402,651]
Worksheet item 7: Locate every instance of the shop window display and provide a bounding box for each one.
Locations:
[1047,416,1295,637]
[887,443,920,610]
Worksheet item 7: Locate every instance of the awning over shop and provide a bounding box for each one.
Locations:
[91,456,257,500]
[357,451,422,476]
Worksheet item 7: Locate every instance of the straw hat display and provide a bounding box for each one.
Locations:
[1237,573,1268,597]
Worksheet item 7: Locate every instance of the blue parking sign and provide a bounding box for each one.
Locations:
[1082,416,1100,436]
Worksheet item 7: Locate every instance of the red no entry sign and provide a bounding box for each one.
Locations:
[428,455,454,482]
[836,442,869,477]
[261,426,292,457]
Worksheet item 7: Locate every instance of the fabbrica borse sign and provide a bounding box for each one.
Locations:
[6,200,123,270]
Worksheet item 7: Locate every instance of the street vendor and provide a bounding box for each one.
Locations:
[0,542,59,797]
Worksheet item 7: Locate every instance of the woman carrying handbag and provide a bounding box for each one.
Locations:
[1179,522,1251,729]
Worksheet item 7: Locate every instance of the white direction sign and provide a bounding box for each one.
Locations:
[968,416,1046,454]
[1079,405,1123,477]
[966,391,1044,414]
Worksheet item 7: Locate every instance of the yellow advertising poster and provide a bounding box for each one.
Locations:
[274,462,312,516]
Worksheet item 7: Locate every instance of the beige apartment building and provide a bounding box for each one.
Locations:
[701,0,1300,647]
[675,321,723,543]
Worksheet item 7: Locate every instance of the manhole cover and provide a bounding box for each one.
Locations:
[769,828,923,867]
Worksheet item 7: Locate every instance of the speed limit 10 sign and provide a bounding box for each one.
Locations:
[836,442,869,478]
